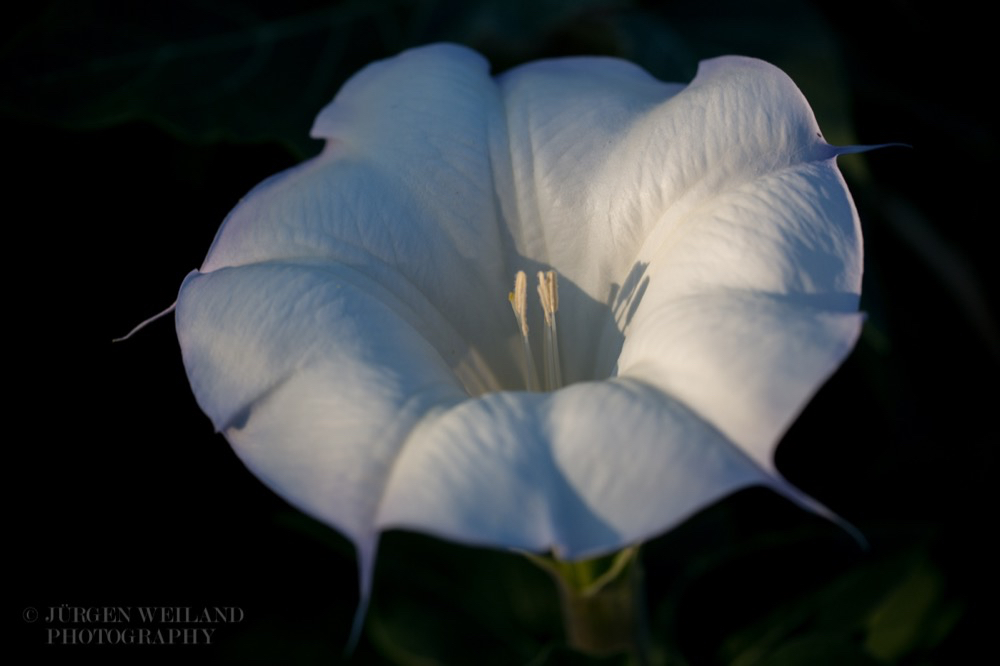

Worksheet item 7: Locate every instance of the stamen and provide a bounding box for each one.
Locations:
[537,270,563,391]
[509,271,540,391]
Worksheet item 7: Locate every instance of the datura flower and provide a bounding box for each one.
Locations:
[177,44,865,610]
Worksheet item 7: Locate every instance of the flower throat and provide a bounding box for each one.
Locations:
[509,270,563,392]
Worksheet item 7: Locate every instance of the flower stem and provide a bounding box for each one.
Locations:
[527,546,650,663]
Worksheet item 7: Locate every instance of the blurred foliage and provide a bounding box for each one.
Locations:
[5,0,862,154]
[9,1,993,665]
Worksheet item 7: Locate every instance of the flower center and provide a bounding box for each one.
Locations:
[508,270,563,392]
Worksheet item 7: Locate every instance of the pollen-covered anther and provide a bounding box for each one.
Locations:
[509,270,539,391]
[509,270,530,338]
[537,270,558,326]
[537,270,563,391]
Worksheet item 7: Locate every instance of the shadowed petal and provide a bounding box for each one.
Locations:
[177,261,467,546]
[377,378,787,560]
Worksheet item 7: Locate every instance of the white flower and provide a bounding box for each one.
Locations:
[176,43,864,607]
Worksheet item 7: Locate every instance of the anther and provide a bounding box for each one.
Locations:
[509,271,540,391]
[537,270,563,391]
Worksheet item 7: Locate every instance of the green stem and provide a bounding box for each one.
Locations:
[527,547,650,663]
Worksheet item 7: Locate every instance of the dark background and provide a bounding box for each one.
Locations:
[8,1,994,664]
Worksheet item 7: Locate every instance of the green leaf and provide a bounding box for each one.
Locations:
[4,1,408,155]
[754,633,884,666]
[864,554,963,662]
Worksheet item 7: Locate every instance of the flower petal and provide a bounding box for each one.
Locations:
[177,261,467,546]
[377,378,793,559]
[197,44,524,393]
[177,45,866,589]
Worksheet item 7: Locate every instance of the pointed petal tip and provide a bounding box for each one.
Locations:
[342,600,367,657]
[342,536,378,656]
[825,142,911,157]
[112,301,177,342]
[840,519,870,551]
[773,477,869,551]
